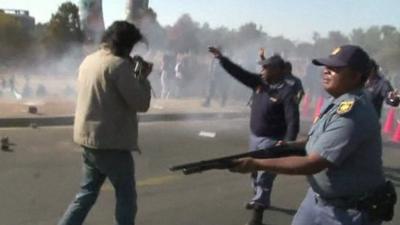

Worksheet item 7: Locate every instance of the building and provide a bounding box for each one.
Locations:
[0,9,35,30]
[126,0,149,24]
[79,0,105,43]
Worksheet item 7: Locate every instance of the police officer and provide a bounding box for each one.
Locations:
[259,48,304,104]
[209,47,300,225]
[365,59,400,117]
[230,45,389,225]
[284,61,305,104]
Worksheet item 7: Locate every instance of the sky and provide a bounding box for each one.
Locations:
[0,0,399,42]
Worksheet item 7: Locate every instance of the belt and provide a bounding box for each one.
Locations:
[314,194,360,209]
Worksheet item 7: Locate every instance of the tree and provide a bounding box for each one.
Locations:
[350,28,366,46]
[312,31,349,57]
[295,42,314,59]
[374,26,400,74]
[267,35,295,57]
[327,31,349,48]
[138,8,167,50]
[41,2,84,57]
[362,26,383,55]
[167,14,200,53]
[0,11,34,64]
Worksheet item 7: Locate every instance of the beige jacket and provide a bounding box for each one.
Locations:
[73,48,151,151]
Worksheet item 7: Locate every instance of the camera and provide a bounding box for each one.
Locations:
[131,55,153,80]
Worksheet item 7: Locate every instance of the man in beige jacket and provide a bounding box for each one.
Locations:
[58,21,152,225]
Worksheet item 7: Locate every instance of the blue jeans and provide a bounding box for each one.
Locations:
[58,147,137,225]
[249,133,281,207]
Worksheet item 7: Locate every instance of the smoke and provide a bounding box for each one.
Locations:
[0,44,83,103]
[0,5,324,113]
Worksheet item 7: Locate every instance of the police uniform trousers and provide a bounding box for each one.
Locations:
[292,188,382,225]
[249,133,282,207]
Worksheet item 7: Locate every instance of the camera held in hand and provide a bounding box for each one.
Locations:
[131,55,153,80]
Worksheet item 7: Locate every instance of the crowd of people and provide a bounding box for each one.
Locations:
[56,21,399,225]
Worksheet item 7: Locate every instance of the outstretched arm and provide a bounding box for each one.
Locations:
[208,47,262,89]
[259,48,266,60]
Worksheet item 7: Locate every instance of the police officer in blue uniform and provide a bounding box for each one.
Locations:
[230,45,396,225]
[365,59,400,117]
[259,48,304,104]
[208,47,300,225]
[283,61,305,104]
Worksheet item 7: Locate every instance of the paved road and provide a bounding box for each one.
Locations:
[0,119,399,225]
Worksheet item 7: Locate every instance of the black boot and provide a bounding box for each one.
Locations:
[246,206,264,225]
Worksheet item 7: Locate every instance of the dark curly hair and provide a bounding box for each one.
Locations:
[101,21,143,57]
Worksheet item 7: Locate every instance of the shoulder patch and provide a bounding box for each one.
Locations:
[285,79,295,86]
[337,100,354,115]
[331,47,341,55]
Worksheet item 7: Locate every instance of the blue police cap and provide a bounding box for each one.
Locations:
[312,45,370,74]
[258,54,285,69]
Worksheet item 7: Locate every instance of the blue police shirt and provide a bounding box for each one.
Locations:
[305,89,385,198]
[285,73,304,104]
[219,56,300,141]
[365,73,398,117]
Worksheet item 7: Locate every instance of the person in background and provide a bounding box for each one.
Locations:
[209,47,300,225]
[364,59,399,117]
[259,48,304,104]
[283,61,305,104]
[174,55,186,98]
[160,53,175,99]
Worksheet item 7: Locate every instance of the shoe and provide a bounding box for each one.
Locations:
[245,207,265,225]
[245,202,255,210]
[245,201,269,210]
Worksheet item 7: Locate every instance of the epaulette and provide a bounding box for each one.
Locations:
[285,78,295,86]
[336,100,355,115]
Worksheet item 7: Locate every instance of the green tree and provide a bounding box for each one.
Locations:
[267,35,295,57]
[361,26,382,55]
[351,26,400,74]
[350,28,366,46]
[327,31,349,48]
[313,31,349,57]
[375,26,400,74]
[0,11,33,64]
[167,14,200,53]
[42,2,84,57]
[295,42,314,59]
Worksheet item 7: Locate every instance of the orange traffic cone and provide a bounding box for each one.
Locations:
[383,107,396,134]
[301,93,311,117]
[313,96,324,120]
[391,120,400,143]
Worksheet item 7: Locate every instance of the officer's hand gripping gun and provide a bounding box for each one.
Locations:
[169,145,306,175]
